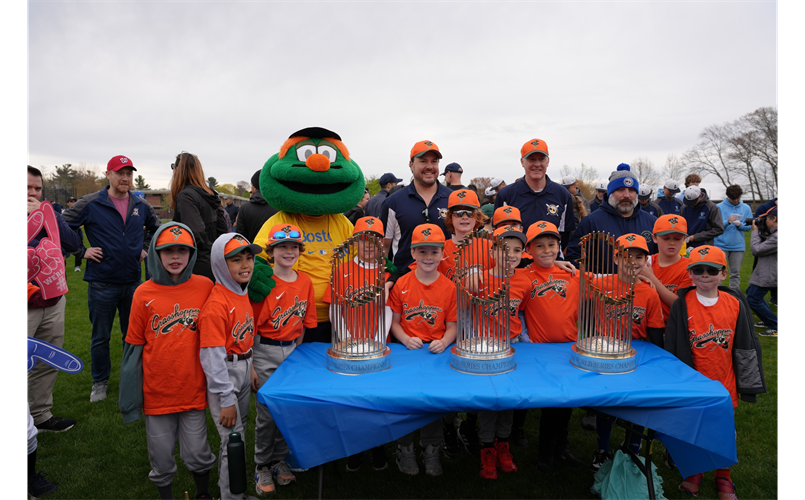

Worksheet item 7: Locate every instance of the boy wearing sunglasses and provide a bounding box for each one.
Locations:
[664,245,766,499]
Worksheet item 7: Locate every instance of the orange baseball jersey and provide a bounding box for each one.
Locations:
[651,254,693,318]
[475,268,532,339]
[198,284,255,355]
[126,275,214,415]
[439,237,493,281]
[521,264,580,343]
[323,259,390,341]
[256,271,317,341]
[588,276,666,340]
[685,291,740,407]
[388,271,457,342]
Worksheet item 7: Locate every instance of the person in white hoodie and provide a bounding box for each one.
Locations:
[714,185,754,290]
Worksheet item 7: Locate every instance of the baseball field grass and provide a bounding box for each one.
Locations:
[33,232,778,499]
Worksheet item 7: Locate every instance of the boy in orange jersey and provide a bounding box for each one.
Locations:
[198,233,262,500]
[119,222,217,500]
[638,214,693,319]
[520,221,585,475]
[665,245,765,500]
[590,233,666,473]
[388,223,457,477]
[475,225,531,480]
[253,224,317,496]
[322,216,392,472]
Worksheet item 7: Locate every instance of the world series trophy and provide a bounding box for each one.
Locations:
[570,231,638,373]
[326,230,391,374]
[449,230,516,375]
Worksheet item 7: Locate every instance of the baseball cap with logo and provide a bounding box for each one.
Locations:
[683,186,702,206]
[448,189,480,209]
[687,245,728,270]
[440,162,463,175]
[526,220,561,245]
[224,234,262,258]
[107,155,136,172]
[353,216,384,236]
[561,176,576,187]
[493,206,522,227]
[520,138,550,159]
[379,173,403,185]
[266,224,304,247]
[493,225,527,246]
[155,224,195,250]
[410,223,445,248]
[615,233,649,255]
[595,181,608,192]
[663,179,681,193]
[638,186,653,200]
[410,140,442,160]
[653,214,688,236]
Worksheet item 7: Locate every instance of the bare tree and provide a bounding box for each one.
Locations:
[630,157,662,191]
[661,154,686,183]
[682,124,737,190]
[743,107,777,188]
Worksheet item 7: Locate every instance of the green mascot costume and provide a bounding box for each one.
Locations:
[251,127,366,342]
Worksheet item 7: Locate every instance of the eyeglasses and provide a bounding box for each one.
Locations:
[690,266,722,276]
[452,210,474,218]
[271,230,302,240]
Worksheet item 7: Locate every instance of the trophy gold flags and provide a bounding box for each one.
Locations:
[326,231,391,374]
[570,231,638,373]
[449,229,516,375]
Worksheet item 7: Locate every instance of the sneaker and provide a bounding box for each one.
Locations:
[479,447,498,479]
[512,426,529,447]
[494,440,517,473]
[759,329,777,337]
[442,421,461,459]
[270,460,296,486]
[591,449,612,472]
[371,446,389,471]
[28,472,57,498]
[90,381,108,403]
[555,448,585,469]
[35,416,76,433]
[457,420,481,457]
[74,266,81,272]
[396,444,419,476]
[254,465,275,496]
[421,444,443,477]
[754,321,766,329]
[581,413,597,431]
[345,452,363,472]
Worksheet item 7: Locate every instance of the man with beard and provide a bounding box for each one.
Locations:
[565,164,658,270]
[380,140,453,270]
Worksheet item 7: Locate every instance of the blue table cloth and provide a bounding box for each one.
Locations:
[257,341,736,478]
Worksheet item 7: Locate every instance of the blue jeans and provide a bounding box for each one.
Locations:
[746,284,777,330]
[88,281,140,382]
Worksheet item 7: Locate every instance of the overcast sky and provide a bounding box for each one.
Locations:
[27,1,779,198]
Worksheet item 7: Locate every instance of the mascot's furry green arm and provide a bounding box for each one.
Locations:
[248,127,366,303]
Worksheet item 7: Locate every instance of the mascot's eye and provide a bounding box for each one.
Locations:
[317,145,337,161]
[296,145,317,162]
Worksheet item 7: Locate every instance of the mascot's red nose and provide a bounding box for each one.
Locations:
[305,154,331,172]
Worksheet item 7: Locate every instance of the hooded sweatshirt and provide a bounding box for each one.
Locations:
[119,222,215,423]
[198,234,257,409]
[680,190,724,248]
[714,199,753,252]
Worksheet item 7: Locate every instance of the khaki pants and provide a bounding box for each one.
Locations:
[27,296,65,425]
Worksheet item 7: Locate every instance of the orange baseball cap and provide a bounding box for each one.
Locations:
[493,206,522,227]
[526,220,560,244]
[653,214,688,236]
[520,138,550,159]
[687,245,728,270]
[410,140,442,160]
[410,223,445,248]
[448,189,480,209]
[224,234,262,258]
[493,225,527,246]
[266,224,304,247]
[155,224,195,250]
[353,216,384,236]
[615,233,649,254]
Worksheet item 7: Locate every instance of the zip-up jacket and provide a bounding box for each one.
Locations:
[714,199,753,251]
[680,191,724,248]
[657,195,682,216]
[749,227,777,288]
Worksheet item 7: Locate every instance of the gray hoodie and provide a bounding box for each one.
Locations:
[749,227,777,288]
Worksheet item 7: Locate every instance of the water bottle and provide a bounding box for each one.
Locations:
[228,428,247,494]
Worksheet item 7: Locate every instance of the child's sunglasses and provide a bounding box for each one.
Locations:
[452,210,474,218]
[689,266,722,276]
[271,230,302,240]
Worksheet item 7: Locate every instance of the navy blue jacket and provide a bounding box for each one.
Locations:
[62,187,160,284]
[680,190,723,248]
[638,201,663,218]
[656,195,682,216]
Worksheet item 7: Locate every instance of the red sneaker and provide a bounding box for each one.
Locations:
[480,447,497,479]
[715,476,738,500]
[495,440,518,473]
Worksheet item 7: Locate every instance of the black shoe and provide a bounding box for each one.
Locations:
[456,420,481,457]
[35,416,76,433]
[555,449,585,469]
[511,425,528,447]
[536,457,555,476]
[591,449,612,472]
[345,452,364,472]
[442,422,461,459]
[371,446,389,471]
[28,472,57,498]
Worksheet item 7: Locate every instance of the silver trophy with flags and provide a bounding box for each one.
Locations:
[326,227,391,374]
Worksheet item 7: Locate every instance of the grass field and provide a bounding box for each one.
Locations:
[33,232,777,499]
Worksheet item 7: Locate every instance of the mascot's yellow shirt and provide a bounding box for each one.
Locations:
[255,212,354,323]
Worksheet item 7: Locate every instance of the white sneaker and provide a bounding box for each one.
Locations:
[90,381,108,402]
[74,266,81,272]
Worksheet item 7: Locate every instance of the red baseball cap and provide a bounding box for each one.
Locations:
[410,223,445,248]
[520,138,550,159]
[107,155,136,172]
[493,206,522,227]
[410,140,442,160]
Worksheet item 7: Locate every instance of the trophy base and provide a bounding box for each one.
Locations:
[326,346,391,375]
[449,346,516,375]
[569,343,637,374]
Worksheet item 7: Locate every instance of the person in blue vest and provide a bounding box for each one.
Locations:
[714,184,753,290]
[680,185,724,249]
[656,179,683,215]
[637,185,663,218]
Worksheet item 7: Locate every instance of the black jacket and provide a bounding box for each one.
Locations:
[172,185,228,281]
[235,190,279,245]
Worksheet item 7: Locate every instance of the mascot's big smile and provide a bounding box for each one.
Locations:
[260,127,365,215]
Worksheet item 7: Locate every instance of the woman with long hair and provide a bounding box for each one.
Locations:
[170,151,228,280]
